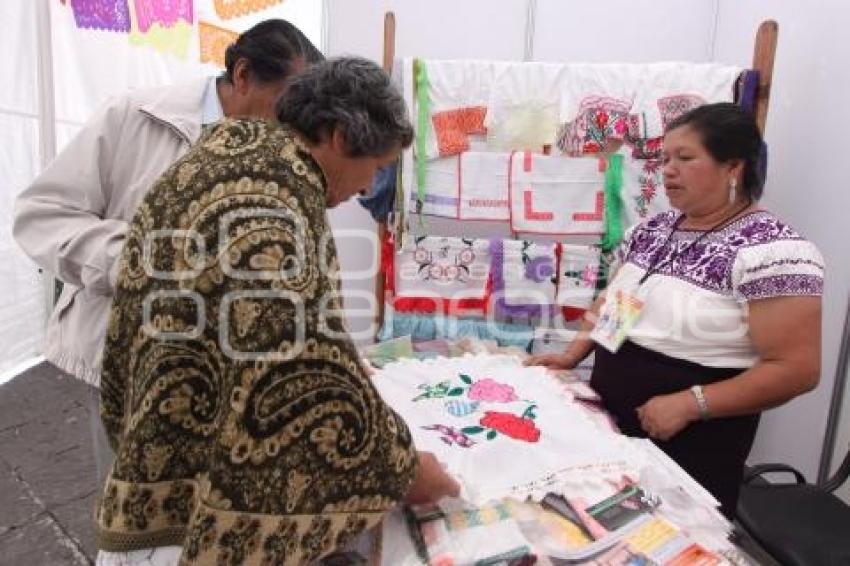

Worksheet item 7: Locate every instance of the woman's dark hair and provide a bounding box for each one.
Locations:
[277,57,414,157]
[223,19,324,85]
[665,102,766,200]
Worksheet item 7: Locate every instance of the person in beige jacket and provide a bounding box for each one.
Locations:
[12,19,323,481]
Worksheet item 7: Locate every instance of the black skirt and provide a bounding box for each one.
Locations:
[590,340,760,518]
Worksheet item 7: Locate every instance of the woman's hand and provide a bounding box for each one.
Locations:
[404,451,461,504]
[524,352,577,370]
[636,390,699,441]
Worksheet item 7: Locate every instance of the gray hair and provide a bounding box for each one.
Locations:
[276,57,413,157]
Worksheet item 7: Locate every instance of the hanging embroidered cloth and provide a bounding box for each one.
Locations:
[509,151,606,235]
[420,60,508,159]
[373,354,638,505]
[394,235,491,314]
[556,64,642,156]
[491,239,558,320]
[458,151,511,221]
[556,244,602,310]
[629,62,742,139]
[409,156,460,218]
[621,151,671,229]
[485,62,565,152]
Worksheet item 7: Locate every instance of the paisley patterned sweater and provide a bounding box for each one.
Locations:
[96,119,417,564]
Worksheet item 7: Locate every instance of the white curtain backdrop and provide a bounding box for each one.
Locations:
[0,0,323,377]
[0,1,46,377]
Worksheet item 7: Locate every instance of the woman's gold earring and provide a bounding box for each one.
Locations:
[729,179,738,204]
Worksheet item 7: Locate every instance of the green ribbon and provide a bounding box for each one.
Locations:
[414,59,431,212]
[601,153,624,253]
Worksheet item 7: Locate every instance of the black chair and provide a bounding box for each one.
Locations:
[736,445,850,566]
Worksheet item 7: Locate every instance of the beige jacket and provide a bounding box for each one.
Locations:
[13,78,209,386]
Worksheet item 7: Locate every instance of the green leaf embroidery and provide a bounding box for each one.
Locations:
[486,430,498,440]
[461,426,484,434]
[448,388,465,396]
[459,374,473,385]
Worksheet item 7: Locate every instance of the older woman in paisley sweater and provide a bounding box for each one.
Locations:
[96,57,458,565]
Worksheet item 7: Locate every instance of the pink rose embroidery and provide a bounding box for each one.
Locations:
[468,378,518,403]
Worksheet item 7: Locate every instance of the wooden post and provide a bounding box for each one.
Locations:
[751,20,778,135]
[373,11,395,341]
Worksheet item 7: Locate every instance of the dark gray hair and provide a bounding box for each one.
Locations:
[276,57,414,157]
[223,19,324,85]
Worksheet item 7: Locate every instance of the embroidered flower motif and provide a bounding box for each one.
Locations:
[595,111,610,129]
[468,378,518,403]
[458,248,475,265]
[583,141,601,154]
[422,424,476,448]
[613,118,628,136]
[478,411,540,443]
[524,256,555,283]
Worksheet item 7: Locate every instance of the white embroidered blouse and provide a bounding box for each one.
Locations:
[602,210,825,368]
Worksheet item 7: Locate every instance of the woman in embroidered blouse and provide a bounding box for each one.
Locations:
[96,58,459,565]
[528,102,823,518]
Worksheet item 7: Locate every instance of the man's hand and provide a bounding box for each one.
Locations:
[404,451,461,504]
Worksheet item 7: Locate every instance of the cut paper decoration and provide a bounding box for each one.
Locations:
[394,236,491,314]
[213,0,283,20]
[373,355,640,505]
[557,244,602,310]
[132,0,192,33]
[494,239,558,315]
[556,95,632,156]
[409,156,460,218]
[458,151,511,221]
[199,20,238,68]
[129,21,192,59]
[509,151,606,235]
[485,62,565,151]
[621,154,671,229]
[70,0,131,32]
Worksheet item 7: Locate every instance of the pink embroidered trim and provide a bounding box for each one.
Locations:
[524,191,554,221]
[573,192,605,222]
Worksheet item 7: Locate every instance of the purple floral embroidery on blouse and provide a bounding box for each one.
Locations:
[623,210,819,296]
[738,275,824,300]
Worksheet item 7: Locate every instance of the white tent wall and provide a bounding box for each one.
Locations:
[0,1,47,377]
[714,0,850,485]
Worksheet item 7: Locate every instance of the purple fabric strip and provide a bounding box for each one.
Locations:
[739,70,759,115]
[410,194,459,206]
[489,239,554,319]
